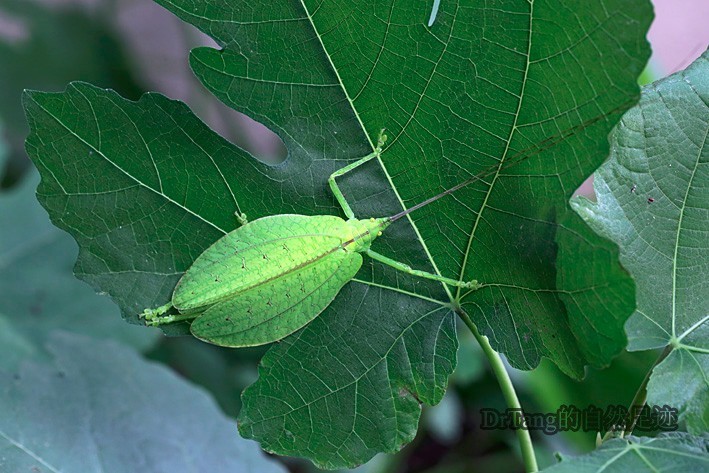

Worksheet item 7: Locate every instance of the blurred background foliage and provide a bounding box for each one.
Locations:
[1,1,706,472]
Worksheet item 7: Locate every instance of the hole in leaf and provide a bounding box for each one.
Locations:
[207,103,287,165]
[115,7,287,165]
[573,176,595,200]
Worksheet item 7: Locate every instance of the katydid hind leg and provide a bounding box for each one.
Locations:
[365,249,479,289]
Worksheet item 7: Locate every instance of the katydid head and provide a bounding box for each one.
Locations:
[345,217,390,252]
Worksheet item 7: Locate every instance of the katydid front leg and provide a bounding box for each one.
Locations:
[328,130,387,219]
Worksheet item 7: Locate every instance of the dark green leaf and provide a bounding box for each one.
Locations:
[556,210,636,367]
[162,0,649,375]
[541,433,709,472]
[24,0,652,467]
[573,50,709,434]
[0,332,287,473]
[238,290,456,468]
[24,80,453,468]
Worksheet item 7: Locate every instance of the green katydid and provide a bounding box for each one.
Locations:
[141,130,477,347]
[141,103,629,348]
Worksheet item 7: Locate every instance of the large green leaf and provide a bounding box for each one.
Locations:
[0,166,157,366]
[540,433,709,472]
[23,0,651,467]
[0,332,286,473]
[573,50,709,434]
[160,0,649,374]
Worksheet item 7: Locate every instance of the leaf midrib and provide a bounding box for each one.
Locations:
[670,113,708,338]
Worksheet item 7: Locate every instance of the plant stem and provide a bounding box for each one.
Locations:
[618,344,673,438]
[457,309,538,473]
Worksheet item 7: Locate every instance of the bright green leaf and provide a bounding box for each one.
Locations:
[541,433,709,472]
[24,0,652,467]
[0,332,286,473]
[573,50,708,434]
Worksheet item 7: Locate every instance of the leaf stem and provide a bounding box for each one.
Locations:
[457,309,538,473]
[618,344,673,439]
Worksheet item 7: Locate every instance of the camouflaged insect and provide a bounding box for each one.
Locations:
[141,132,477,347]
